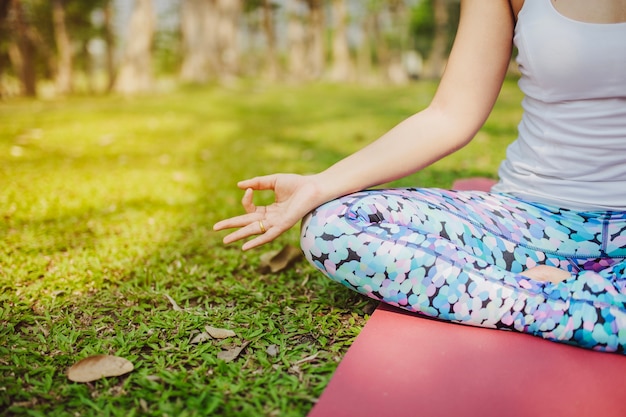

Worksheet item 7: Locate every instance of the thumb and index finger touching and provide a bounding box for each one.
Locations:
[213,175,289,249]
[237,174,279,193]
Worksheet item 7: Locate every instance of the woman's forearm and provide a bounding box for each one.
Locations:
[309,0,515,203]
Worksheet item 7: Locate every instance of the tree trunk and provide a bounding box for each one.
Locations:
[0,0,9,96]
[52,0,72,94]
[261,0,279,80]
[306,0,324,79]
[423,0,449,79]
[355,10,374,83]
[215,0,241,82]
[0,0,8,23]
[286,0,307,81]
[371,8,389,83]
[180,0,217,83]
[103,0,116,91]
[329,0,351,82]
[385,0,409,85]
[8,0,36,96]
[114,0,155,94]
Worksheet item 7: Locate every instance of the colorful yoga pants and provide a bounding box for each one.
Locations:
[300,188,626,353]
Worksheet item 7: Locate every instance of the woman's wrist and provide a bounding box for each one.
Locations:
[309,170,364,204]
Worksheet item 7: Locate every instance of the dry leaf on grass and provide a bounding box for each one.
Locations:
[288,353,321,382]
[67,355,134,383]
[259,244,303,273]
[293,352,320,366]
[217,341,251,362]
[139,398,149,413]
[164,293,183,311]
[190,331,211,344]
[266,344,279,357]
[190,326,236,344]
[205,325,236,339]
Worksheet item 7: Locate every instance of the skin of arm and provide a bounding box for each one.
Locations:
[214,0,516,250]
[314,0,515,198]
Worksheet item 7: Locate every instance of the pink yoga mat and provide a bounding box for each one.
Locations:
[308,304,626,417]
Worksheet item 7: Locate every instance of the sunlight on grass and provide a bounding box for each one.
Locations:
[0,80,522,416]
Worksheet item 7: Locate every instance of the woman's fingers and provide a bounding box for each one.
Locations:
[220,217,284,248]
[241,227,283,251]
[221,221,263,245]
[213,212,261,231]
[214,188,267,231]
[242,188,256,213]
[215,175,303,249]
[238,175,278,191]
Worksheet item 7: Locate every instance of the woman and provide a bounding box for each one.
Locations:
[214,0,626,353]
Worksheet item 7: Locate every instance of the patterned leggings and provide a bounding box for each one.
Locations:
[300,188,626,353]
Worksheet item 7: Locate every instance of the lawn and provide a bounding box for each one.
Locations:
[0,79,522,416]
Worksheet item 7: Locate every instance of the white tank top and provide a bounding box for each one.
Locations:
[491,0,626,211]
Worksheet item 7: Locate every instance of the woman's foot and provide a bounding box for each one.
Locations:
[522,265,571,284]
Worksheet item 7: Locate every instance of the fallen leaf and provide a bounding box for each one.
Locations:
[259,244,303,273]
[139,398,149,413]
[217,341,251,362]
[289,364,302,377]
[363,301,378,316]
[34,320,49,338]
[205,325,236,339]
[67,355,134,383]
[293,352,320,366]
[164,294,183,311]
[190,331,211,344]
[266,344,279,357]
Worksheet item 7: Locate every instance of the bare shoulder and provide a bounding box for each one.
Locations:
[460,0,520,19]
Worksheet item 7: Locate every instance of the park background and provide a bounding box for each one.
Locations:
[0,0,522,416]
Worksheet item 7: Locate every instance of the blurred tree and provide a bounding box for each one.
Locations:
[241,0,280,80]
[358,0,411,84]
[6,0,37,96]
[215,0,242,81]
[0,1,8,28]
[52,0,72,94]
[369,0,387,80]
[425,0,448,78]
[286,0,306,80]
[353,2,374,82]
[180,0,217,83]
[180,0,241,84]
[329,0,351,81]
[64,0,112,92]
[285,0,328,81]
[385,0,410,84]
[303,0,324,79]
[410,0,459,79]
[260,0,279,80]
[2,0,115,96]
[114,0,155,94]
[1,0,459,96]
[0,0,11,95]
[102,0,115,91]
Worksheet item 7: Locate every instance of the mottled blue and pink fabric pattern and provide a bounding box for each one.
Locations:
[300,188,626,353]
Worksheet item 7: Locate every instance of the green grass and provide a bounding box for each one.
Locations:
[0,79,523,416]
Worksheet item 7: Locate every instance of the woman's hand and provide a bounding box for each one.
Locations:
[213,174,325,250]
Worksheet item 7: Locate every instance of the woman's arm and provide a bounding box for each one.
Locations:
[214,0,516,250]
[311,0,516,201]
